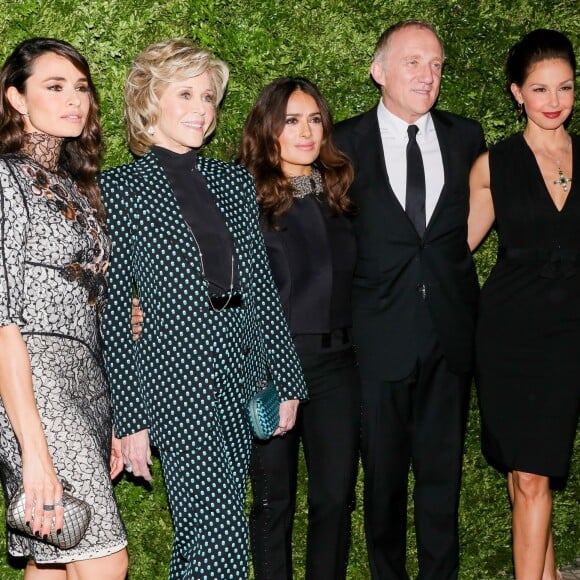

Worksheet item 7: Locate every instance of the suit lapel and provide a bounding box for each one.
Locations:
[360,109,414,222]
[196,157,250,289]
[428,111,454,228]
[135,153,207,286]
[360,109,390,188]
[198,159,233,221]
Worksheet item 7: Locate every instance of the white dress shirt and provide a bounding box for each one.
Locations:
[377,99,444,224]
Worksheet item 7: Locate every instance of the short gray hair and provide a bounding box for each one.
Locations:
[373,20,444,63]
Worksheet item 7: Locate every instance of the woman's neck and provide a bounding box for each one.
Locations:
[21,132,65,172]
[523,124,571,157]
[282,163,313,178]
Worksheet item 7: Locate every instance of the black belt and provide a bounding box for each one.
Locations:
[293,327,352,351]
[208,292,243,310]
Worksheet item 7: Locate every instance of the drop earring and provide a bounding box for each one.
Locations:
[517,102,524,116]
[147,126,155,136]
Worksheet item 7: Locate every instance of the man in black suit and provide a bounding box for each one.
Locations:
[334,20,486,579]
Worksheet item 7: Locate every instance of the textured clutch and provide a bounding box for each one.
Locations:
[6,481,91,550]
[246,381,280,440]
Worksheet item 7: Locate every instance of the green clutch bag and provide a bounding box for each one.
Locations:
[246,381,280,440]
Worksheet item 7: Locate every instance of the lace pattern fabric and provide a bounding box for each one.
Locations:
[20,131,64,173]
[0,151,126,563]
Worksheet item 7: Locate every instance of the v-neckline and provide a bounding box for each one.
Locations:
[521,133,575,214]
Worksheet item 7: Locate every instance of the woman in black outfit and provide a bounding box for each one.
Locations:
[238,77,360,580]
[468,29,578,580]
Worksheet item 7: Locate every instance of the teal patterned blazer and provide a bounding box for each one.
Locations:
[99,152,307,451]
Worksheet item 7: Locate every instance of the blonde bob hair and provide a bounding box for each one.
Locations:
[124,39,229,156]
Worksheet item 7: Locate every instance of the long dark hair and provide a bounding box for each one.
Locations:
[238,77,353,225]
[0,38,104,221]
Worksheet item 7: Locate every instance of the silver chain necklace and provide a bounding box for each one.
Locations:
[185,221,235,312]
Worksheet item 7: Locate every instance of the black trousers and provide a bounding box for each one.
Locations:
[361,319,471,579]
[249,346,361,580]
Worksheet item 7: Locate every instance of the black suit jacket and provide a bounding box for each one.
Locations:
[334,106,486,381]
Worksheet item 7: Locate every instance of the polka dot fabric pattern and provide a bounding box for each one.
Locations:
[99,152,306,578]
[0,155,127,563]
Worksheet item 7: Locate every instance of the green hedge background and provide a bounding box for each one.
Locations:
[0,0,578,578]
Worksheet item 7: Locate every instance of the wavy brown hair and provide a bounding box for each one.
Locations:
[0,38,104,221]
[238,77,353,225]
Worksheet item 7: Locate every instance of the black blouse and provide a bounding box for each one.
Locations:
[152,146,238,294]
[262,195,356,353]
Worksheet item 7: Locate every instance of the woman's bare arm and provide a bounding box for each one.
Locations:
[0,324,63,535]
[467,152,495,251]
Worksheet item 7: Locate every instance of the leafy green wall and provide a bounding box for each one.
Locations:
[0,0,578,578]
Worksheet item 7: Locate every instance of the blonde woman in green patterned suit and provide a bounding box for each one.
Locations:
[99,39,306,579]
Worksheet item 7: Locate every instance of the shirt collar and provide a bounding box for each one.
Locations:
[377,99,433,142]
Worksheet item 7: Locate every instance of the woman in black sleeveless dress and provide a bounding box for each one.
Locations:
[468,30,578,580]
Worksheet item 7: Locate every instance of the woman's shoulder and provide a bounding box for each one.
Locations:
[0,152,31,173]
[0,153,49,193]
[100,155,150,183]
[197,156,252,182]
[99,155,167,202]
[0,155,23,196]
[0,154,15,177]
[489,132,525,157]
[0,152,16,165]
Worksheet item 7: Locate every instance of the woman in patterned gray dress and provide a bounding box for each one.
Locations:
[0,38,128,578]
[100,40,306,578]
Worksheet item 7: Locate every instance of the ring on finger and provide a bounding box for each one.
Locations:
[43,504,55,511]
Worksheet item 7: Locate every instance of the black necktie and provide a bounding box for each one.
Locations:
[406,124,426,236]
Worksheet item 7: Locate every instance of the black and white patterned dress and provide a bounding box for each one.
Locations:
[0,153,127,563]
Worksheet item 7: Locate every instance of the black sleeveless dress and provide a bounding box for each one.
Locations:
[476,133,580,478]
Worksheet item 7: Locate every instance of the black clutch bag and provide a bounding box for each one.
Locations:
[6,480,92,550]
[246,381,280,440]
